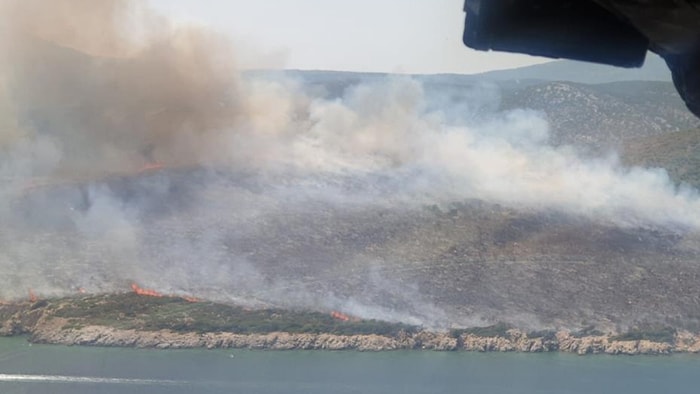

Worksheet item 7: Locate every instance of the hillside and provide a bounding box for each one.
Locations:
[5,51,700,338]
[216,197,700,332]
[6,0,700,356]
[622,129,700,189]
[500,81,700,152]
[8,169,700,334]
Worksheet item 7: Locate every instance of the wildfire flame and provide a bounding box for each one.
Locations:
[330,311,350,321]
[137,162,165,174]
[130,283,163,297]
[28,289,37,302]
[181,296,201,303]
[130,283,199,302]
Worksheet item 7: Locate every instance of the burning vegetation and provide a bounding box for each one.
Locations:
[130,283,163,298]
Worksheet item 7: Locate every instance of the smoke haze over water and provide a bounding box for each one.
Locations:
[1,0,699,327]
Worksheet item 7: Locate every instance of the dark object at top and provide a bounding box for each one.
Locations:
[463,0,700,118]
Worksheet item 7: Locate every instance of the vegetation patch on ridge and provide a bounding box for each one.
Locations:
[611,326,677,344]
[47,293,419,337]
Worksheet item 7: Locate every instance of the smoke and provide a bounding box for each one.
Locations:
[0,0,699,328]
[0,0,258,176]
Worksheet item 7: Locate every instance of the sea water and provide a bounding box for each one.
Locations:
[0,336,699,394]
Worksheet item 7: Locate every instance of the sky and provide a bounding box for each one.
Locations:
[148,0,551,74]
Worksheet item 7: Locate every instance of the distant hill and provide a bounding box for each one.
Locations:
[264,69,699,154]
[265,52,672,95]
[470,53,672,84]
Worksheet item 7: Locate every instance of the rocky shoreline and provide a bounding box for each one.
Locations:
[3,294,700,355]
[22,322,700,355]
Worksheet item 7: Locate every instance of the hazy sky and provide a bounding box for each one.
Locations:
[149,0,551,74]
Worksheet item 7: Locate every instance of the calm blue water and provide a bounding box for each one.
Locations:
[1,337,699,394]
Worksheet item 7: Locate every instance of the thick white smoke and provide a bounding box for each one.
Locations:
[254,76,700,230]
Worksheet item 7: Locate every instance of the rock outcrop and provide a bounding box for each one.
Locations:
[23,323,699,354]
[555,331,674,355]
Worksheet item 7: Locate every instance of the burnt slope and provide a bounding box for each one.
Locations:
[7,170,700,332]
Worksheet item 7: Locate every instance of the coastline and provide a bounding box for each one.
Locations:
[3,293,700,355]
[26,324,700,355]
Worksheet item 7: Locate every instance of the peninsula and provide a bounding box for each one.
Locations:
[3,293,700,355]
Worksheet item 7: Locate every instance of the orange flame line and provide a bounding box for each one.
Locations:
[137,162,165,174]
[330,311,350,321]
[131,283,163,297]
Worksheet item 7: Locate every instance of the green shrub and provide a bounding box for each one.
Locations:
[50,293,419,337]
[451,322,511,338]
[527,329,557,341]
[571,325,604,338]
[611,326,676,343]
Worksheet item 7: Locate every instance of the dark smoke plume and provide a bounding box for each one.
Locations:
[0,0,263,176]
